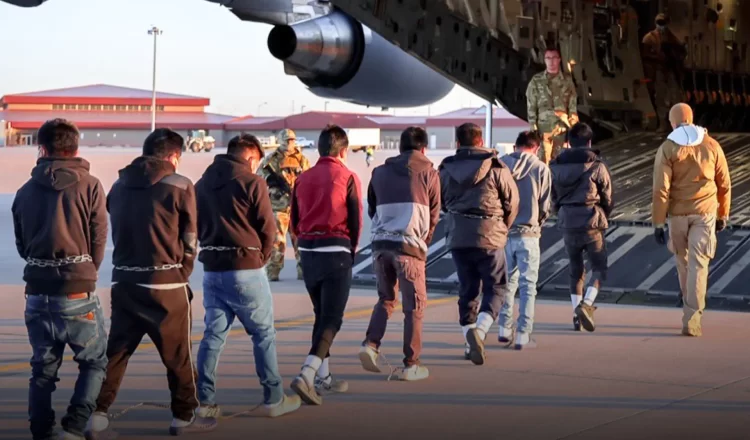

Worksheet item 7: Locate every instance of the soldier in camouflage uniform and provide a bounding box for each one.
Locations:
[258,129,311,281]
[526,47,579,165]
[642,13,686,132]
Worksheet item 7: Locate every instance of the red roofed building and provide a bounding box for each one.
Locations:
[425,106,527,148]
[0,84,234,147]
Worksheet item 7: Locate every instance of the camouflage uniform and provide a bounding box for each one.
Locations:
[642,14,685,131]
[526,70,579,164]
[257,129,311,281]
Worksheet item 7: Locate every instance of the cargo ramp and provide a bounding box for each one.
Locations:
[351,133,750,311]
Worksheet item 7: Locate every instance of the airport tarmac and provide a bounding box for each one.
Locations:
[0,146,749,439]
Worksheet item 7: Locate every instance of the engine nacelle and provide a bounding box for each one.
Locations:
[1,0,48,6]
[267,11,454,108]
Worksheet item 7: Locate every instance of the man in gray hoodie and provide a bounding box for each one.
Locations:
[359,127,440,381]
[439,123,519,365]
[498,131,552,349]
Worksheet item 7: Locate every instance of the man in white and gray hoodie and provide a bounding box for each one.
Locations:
[498,131,552,349]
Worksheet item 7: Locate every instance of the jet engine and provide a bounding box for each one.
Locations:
[267,10,454,108]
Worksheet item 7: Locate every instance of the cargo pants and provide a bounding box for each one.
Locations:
[266,210,302,281]
[667,214,716,334]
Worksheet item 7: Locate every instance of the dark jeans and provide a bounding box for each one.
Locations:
[364,250,427,367]
[95,283,199,422]
[563,230,608,295]
[25,292,108,439]
[451,248,508,326]
[300,251,353,360]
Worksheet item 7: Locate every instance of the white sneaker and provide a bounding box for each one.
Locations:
[513,332,537,350]
[257,394,302,418]
[358,345,381,373]
[395,364,429,381]
[498,326,514,345]
[196,404,221,419]
[84,412,115,440]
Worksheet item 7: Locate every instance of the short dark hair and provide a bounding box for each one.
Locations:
[545,47,561,56]
[318,124,349,157]
[567,122,594,148]
[38,118,79,157]
[228,134,264,159]
[142,128,184,159]
[515,130,542,149]
[456,123,483,147]
[399,126,428,152]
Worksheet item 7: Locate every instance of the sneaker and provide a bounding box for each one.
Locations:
[315,374,349,394]
[465,328,486,365]
[290,374,322,406]
[682,326,702,337]
[168,416,217,436]
[575,303,597,332]
[395,364,429,381]
[498,326,514,345]
[59,431,85,440]
[463,343,471,360]
[513,332,537,350]
[257,394,301,418]
[573,316,582,331]
[84,412,117,440]
[196,404,221,419]
[358,344,381,373]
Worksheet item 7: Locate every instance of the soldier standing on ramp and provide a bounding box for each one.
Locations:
[257,129,311,281]
[642,13,686,132]
[526,47,579,165]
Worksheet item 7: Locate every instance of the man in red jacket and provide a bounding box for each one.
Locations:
[289,125,362,405]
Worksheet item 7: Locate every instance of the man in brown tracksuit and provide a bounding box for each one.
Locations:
[652,103,731,337]
[86,129,214,438]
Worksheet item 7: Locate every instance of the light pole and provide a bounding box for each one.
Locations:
[324,101,330,112]
[257,102,268,116]
[301,105,307,113]
[148,26,162,132]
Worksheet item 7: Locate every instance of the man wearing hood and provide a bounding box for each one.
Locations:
[12,119,108,440]
[258,129,311,281]
[498,130,552,349]
[86,129,214,438]
[653,103,731,337]
[550,122,613,333]
[358,127,440,381]
[439,123,519,365]
[193,134,301,421]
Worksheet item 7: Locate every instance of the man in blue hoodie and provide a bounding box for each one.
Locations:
[498,131,552,349]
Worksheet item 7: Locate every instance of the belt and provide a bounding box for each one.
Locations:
[26,292,91,299]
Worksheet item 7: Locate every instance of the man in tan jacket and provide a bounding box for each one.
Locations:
[652,103,731,337]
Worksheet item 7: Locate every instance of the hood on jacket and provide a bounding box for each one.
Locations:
[550,147,599,188]
[383,150,434,177]
[668,124,706,146]
[201,154,253,189]
[441,147,497,186]
[117,155,176,188]
[502,151,540,180]
[31,157,91,190]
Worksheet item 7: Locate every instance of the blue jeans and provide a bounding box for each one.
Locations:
[24,293,108,439]
[498,236,541,334]
[197,269,283,406]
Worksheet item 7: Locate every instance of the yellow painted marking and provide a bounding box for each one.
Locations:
[0,295,456,373]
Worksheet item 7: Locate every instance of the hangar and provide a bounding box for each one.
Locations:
[0,84,234,147]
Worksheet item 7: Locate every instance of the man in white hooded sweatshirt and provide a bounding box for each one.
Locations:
[652,103,731,337]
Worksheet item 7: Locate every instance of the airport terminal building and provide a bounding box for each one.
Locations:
[0,84,527,149]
